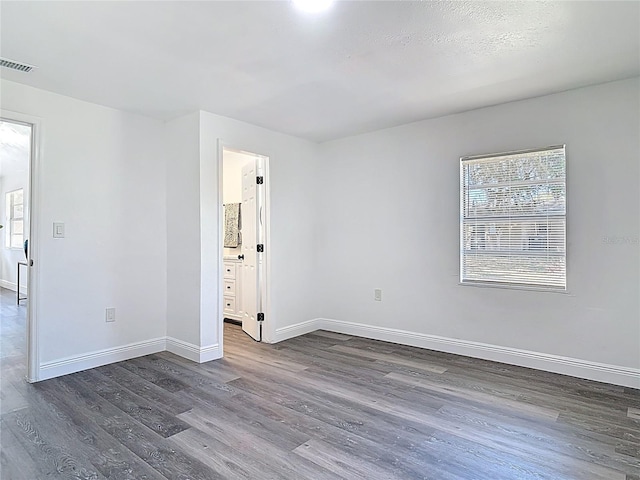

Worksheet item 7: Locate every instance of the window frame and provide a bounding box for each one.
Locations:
[5,188,25,250]
[459,145,567,292]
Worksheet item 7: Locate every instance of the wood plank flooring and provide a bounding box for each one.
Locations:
[1,289,639,479]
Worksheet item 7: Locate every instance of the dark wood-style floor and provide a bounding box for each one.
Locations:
[1,287,639,479]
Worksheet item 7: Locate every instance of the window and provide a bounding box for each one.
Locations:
[460,146,566,290]
[5,189,24,249]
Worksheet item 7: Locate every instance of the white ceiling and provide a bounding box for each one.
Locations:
[1,1,638,142]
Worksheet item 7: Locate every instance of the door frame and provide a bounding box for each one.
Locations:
[217,141,271,351]
[1,110,42,383]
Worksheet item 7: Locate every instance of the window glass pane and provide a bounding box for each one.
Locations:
[461,146,566,290]
[462,254,566,288]
[11,234,23,249]
[13,204,23,219]
[12,220,23,235]
[12,190,23,205]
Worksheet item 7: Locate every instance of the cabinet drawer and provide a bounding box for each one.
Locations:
[223,296,236,314]
[223,262,236,280]
[224,280,236,295]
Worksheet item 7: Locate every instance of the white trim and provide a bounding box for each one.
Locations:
[0,280,17,291]
[261,157,273,343]
[38,336,223,380]
[39,337,166,381]
[166,336,221,363]
[1,109,42,383]
[217,140,225,359]
[272,318,322,343]
[200,343,222,363]
[0,280,28,292]
[32,320,638,388]
[318,318,639,389]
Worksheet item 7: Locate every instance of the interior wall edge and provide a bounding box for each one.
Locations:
[166,336,221,363]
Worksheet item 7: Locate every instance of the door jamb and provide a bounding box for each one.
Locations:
[1,110,42,383]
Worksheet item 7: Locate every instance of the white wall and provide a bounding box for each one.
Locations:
[0,80,168,375]
[199,111,321,346]
[165,112,201,350]
[316,78,640,378]
[165,110,320,356]
[164,110,320,356]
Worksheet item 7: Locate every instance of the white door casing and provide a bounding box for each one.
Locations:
[1,110,41,382]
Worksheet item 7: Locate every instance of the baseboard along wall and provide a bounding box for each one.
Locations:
[38,318,638,388]
[274,317,640,389]
[39,337,221,381]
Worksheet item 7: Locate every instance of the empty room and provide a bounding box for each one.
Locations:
[0,1,638,479]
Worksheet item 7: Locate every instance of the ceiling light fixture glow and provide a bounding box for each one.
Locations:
[292,0,335,14]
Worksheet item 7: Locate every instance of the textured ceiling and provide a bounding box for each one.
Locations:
[1,1,638,142]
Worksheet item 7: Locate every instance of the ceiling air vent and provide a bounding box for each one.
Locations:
[0,58,35,73]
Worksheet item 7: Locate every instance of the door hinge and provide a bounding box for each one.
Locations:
[257,313,264,322]
[256,176,264,185]
[257,244,264,252]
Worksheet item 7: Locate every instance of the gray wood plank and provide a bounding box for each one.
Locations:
[94,362,192,415]
[1,410,107,480]
[75,369,191,438]
[34,379,169,480]
[173,410,344,480]
[51,375,221,480]
[330,344,448,373]
[0,425,48,480]
[308,330,353,341]
[385,370,560,421]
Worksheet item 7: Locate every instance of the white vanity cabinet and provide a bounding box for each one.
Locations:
[223,258,243,321]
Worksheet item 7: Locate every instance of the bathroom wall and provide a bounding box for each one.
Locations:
[223,150,254,257]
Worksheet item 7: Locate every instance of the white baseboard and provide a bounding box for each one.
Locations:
[36,319,639,389]
[273,318,322,343]
[166,336,221,363]
[39,335,223,381]
[0,279,17,292]
[39,337,166,381]
[275,317,638,389]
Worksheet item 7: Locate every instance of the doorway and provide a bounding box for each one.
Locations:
[220,146,269,344]
[0,115,37,386]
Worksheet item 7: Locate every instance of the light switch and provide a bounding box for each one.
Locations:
[53,222,65,238]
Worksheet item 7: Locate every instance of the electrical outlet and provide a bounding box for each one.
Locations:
[374,289,382,301]
[105,308,116,322]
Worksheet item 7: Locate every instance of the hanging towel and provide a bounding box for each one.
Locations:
[224,203,242,248]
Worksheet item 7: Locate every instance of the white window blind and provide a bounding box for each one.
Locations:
[460,146,566,290]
